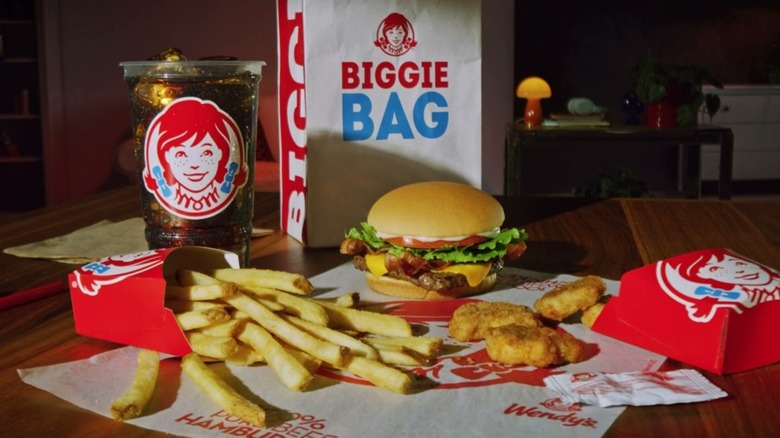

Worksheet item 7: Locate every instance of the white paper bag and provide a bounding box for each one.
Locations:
[278,0,482,247]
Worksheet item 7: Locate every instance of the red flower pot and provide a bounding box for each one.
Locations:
[645,100,677,129]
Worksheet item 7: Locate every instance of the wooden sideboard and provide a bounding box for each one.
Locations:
[505,124,734,199]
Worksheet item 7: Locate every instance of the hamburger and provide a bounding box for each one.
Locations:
[340,181,528,300]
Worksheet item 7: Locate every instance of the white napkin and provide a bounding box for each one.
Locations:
[544,370,728,407]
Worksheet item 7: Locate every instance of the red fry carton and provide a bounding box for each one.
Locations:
[69,247,239,357]
[593,248,780,374]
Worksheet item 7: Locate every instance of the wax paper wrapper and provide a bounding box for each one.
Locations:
[19,265,665,437]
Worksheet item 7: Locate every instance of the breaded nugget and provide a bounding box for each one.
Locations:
[581,302,606,329]
[534,275,606,321]
[546,327,586,364]
[485,325,559,367]
[448,301,541,342]
[485,325,587,367]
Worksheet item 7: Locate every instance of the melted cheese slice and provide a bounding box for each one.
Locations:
[365,254,389,278]
[434,263,492,287]
[364,254,491,287]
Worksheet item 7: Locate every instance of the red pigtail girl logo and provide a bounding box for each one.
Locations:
[657,249,780,322]
[143,97,248,219]
[374,12,417,56]
[71,250,166,296]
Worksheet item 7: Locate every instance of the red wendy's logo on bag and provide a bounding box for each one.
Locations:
[656,249,780,323]
[374,12,417,56]
[143,97,248,220]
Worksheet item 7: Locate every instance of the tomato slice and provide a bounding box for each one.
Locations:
[383,235,489,249]
[504,241,527,260]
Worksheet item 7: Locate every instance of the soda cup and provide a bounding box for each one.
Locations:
[121,57,264,266]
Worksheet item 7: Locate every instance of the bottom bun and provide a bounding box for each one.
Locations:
[364,272,498,300]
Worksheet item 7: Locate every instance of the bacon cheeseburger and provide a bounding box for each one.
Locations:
[340,181,528,300]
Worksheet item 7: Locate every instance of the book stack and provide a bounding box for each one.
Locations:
[543,112,609,127]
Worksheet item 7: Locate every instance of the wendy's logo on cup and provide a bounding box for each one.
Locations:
[657,249,780,322]
[71,250,166,296]
[142,97,248,220]
[374,12,417,56]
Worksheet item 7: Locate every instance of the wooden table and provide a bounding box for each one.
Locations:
[505,124,735,200]
[2,186,779,437]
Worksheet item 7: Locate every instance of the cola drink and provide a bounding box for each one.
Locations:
[121,55,264,266]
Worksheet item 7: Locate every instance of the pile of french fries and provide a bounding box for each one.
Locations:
[110,268,443,427]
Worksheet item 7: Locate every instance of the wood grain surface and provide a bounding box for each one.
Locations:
[1,187,778,437]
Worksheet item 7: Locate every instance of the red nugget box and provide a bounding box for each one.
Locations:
[69,247,239,356]
[594,248,780,374]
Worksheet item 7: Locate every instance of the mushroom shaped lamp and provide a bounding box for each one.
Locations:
[516,77,552,127]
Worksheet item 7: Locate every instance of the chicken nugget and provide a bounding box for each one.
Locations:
[534,275,606,321]
[484,325,559,367]
[448,301,541,342]
[581,302,606,329]
[546,328,586,364]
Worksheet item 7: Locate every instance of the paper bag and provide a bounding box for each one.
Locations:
[278,0,482,247]
[593,248,780,374]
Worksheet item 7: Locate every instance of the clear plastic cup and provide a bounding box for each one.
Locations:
[121,59,265,266]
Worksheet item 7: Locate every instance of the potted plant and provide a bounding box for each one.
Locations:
[631,56,723,128]
[573,167,652,198]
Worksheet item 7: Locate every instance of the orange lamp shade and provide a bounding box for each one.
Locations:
[516,77,552,127]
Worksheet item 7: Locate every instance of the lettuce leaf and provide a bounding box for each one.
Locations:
[344,222,528,263]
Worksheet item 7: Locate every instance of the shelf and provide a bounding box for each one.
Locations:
[0,2,43,211]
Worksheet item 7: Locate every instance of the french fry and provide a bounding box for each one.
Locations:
[238,322,314,391]
[166,300,227,313]
[324,292,360,308]
[175,307,231,331]
[283,346,323,373]
[231,297,286,315]
[196,318,244,338]
[209,268,314,295]
[240,286,328,326]
[368,342,429,366]
[282,314,379,360]
[110,349,160,420]
[110,266,434,424]
[232,310,251,320]
[166,283,237,301]
[181,353,266,427]
[339,355,412,394]
[250,297,286,312]
[223,292,348,367]
[317,300,413,338]
[224,343,265,366]
[176,269,222,286]
[186,332,239,359]
[364,336,443,358]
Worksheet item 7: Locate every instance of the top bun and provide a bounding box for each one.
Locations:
[367,181,504,237]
